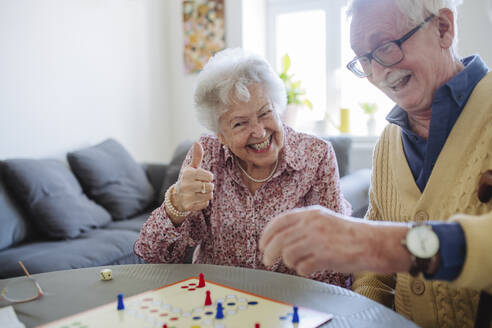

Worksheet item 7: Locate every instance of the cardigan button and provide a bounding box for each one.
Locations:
[411,279,426,295]
[415,210,429,221]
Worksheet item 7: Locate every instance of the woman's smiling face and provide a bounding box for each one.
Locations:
[218,83,284,171]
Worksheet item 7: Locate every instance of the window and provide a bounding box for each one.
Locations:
[273,9,326,123]
[267,0,395,136]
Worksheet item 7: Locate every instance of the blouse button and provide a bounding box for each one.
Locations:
[415,210,429,221]
[411,279,426,295]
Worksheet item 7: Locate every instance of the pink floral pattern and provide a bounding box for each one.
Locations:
[134,126,352,288]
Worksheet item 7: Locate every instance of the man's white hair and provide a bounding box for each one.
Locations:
[194,48,286,133]
[347,0,464,56]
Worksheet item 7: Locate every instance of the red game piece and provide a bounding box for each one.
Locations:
[162,325,167,328]
[197,273,206,288]
[255,324,260,328]
[204,290,212,306]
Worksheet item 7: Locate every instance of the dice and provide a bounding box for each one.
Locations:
[100,268,113,281]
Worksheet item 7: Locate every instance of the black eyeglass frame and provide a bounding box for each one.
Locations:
[346,14,435,78]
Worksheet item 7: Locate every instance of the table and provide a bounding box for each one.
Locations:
[0,264,419,328]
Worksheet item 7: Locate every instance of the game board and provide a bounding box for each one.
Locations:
[38,275,333,328]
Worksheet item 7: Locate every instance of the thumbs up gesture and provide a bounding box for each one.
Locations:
[171,142,214,219]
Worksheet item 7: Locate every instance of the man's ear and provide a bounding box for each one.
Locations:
[437,8,455,50]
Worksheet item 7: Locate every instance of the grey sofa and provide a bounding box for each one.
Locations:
[0,136,370,279]
[322,137,372,218]
[0,139,160,279]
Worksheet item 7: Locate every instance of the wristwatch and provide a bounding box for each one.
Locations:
[401,223,440,276]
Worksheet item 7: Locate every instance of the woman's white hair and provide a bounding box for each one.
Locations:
[194,48,286,133]
[347,0,464,57]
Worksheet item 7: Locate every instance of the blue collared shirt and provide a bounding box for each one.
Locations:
[386,55,489,280]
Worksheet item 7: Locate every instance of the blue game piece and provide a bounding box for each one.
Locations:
[117,293,125,310]
[215,302,224,319]
[292,306,299,323]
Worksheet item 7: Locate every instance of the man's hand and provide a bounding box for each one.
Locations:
[259,206,411,275]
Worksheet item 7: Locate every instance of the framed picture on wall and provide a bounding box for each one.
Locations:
[183,0,226,73]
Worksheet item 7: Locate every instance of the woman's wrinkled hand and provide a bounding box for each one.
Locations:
[173,142,214,213]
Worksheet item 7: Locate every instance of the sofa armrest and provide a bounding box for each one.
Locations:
[340,168,371,218]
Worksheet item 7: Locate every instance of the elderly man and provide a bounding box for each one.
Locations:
[259,0,491,327]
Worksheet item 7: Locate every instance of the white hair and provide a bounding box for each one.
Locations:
[347,0,464,57]
[194,48,287,133]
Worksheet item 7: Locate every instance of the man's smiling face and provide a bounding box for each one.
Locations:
[350,0,448,115]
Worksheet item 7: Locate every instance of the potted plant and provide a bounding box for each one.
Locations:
[359,102,378,136]
[278,54,312,128]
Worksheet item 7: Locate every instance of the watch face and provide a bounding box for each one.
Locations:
[406,225,440,258]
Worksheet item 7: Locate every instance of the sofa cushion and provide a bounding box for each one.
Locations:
[104,211,150,232]
[324,136,352,178]
[2,159,112,239]
[340,168,371,218]
[143,164,170,208]
[0,228,144,278]
[67,139,154,220]
[158,140,193,204]
[0,166,32,250]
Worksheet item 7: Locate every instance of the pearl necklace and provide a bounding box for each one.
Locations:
[236,157,279,183]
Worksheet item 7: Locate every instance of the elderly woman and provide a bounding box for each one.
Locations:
[134,48,352,287]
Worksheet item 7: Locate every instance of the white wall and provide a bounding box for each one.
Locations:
[242,0,266,57]
[0,0,171,162]
[1,0,489,164]
[458,0,492,64]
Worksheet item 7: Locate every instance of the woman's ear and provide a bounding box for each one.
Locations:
[218,133,226,147]
[437,8,455,50]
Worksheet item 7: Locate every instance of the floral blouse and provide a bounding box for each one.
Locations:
[134,126,352,288]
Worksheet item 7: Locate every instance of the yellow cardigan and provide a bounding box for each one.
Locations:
[353,72,492,328]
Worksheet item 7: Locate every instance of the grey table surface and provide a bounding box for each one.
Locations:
[0,264,419,328]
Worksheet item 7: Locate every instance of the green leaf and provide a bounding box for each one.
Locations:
[278,53,312,110]
[303,99,313,110]
[282,54,291,73]
[291,81,301,89]
[359,102,378,115]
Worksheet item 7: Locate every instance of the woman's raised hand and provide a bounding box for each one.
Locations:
[173,142,214,213]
